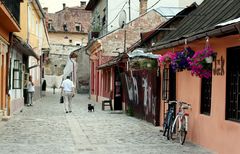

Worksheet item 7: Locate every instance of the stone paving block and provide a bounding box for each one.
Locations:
[0,92,214,154]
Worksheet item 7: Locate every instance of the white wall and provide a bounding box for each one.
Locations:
[9,49,23,99]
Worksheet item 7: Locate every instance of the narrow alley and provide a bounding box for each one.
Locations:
[0,90,212,154]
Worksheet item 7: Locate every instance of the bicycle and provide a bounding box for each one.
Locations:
[171,101,191,145]
[162,100,177,140]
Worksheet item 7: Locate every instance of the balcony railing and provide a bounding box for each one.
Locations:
[1,0,20,24]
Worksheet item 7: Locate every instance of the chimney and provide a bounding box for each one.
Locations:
[139,0,148,15]
[80,1,86,8]
[63,3,66,10]
[43,7,48,13]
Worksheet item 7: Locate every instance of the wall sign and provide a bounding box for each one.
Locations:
[213,56,224,76]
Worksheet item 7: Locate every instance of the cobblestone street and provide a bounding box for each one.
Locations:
[0,90,213,154]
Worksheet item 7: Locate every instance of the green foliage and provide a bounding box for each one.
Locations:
[127,105,134,116]
[130,58,158,70]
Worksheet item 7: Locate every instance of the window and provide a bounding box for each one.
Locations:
[69,39,72,43]
[162,67,169,100]
[201,76,212,115]
[13,60,22,89]
[75,41,81,46]
[63,24,68,31]
[226,47,240,122]
[104,69,111,92]
[75,23,82,32]
[102,15,106,27]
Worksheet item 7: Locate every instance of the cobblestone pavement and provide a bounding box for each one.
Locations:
[0,90,214,154]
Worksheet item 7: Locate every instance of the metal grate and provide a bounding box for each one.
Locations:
[162,68,169,101]
[201,76,212,115]
[1,0,20,24]
[226,47,240,122]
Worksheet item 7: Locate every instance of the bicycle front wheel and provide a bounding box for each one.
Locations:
[179,130,187,145]
[179,116,187,145]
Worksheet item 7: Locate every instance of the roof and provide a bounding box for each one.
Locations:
[158,0,240,44]
[127,48,159,59]
[85,0,99,10]
[13,36,39,60]
[33,0,45,18]
[155,6,184,19]
[216,17,240,26]
[148,17,240,51]
[97,48,160,70]
[48,7,92,33]
[127,3,198,52]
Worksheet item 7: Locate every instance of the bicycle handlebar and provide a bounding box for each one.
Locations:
[168,100,177,105]
[168,100,191,109]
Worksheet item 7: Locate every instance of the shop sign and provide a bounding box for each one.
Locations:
[213,56,224,76]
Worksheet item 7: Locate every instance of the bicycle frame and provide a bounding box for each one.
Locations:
[170,101,191,144]
[172,112,189,132]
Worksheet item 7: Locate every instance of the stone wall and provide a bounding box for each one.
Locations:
[76,47,90,93]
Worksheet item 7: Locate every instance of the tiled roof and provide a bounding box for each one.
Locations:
[159,0,240,44]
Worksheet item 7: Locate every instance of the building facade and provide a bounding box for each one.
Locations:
[86,0,203,34]
[143,0,240,153]
[8,0,49,116]
[87,9,165,109]
[0,0,22,119]
[44,2,91,89]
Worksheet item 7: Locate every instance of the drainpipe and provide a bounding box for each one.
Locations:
[27,1,30,44]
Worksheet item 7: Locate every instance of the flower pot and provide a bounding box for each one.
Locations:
[205,56,213,63]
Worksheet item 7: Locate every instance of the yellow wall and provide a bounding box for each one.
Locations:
[15,0,28,41]
[28,3,41,50]
[49,33,88,46]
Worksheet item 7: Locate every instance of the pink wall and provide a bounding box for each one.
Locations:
[158,35,240,154]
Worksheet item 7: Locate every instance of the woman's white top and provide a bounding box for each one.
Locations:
[27,81,35,92]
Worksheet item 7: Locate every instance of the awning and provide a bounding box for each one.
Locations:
[97,57,120,70]
[97,49,160,70]
[13,36,40,60]
[128,48,160,59]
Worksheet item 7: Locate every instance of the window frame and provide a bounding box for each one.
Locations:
[13,60,22,89]
[162,67,169,101]
[226,46,240,122]
[200,76,212,115]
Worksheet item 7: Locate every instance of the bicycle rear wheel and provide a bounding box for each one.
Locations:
[167,118,173,140]
[163,123,167,136]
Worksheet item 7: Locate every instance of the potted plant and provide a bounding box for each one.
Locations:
[158,51,175,66]
[188,47,216,78]
[171,47,195,72]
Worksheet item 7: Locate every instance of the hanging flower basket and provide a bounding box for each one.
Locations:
[188,47,216,78]
[158,51,175,66]
[171,47,195,72]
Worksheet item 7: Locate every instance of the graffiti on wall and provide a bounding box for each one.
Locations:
[213,56,225,76]
[122,69,159,125]
[124,71,139,104]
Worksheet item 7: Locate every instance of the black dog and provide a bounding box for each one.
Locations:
[88,104,94,112]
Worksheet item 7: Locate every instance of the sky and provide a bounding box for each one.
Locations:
[39,0,89,13]
[39,0,203,13]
